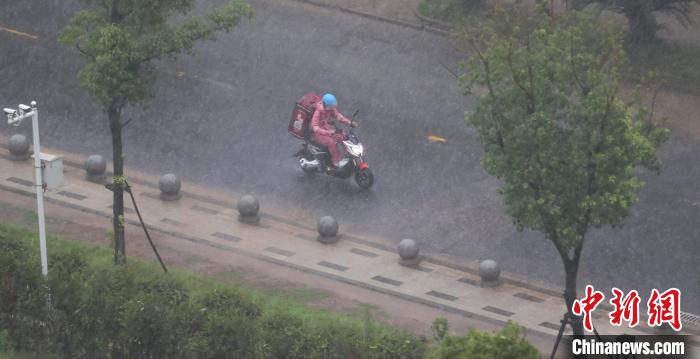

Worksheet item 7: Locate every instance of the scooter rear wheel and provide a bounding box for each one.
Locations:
[302,166,317,175]
[355,169,374,189]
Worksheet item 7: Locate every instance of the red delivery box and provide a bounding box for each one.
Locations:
[288,92,321,140]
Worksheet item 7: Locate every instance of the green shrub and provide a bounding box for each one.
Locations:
[431,317,449,342]
[119,277,196,358]
[0,329,11,352]
[186,288,263,358]
[199,288,262,319]
[365,331,426,359]
[44,250,89,357]
[72,265,142,357]
[0,226,48,353]
[0,224,432,359]
[188,310,260,358]
[260,311,308,358]
[428,322,540,359]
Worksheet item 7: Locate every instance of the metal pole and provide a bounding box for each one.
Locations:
[30,101,48,277]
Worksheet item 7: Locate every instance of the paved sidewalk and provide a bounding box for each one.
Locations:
[0,135,698,355]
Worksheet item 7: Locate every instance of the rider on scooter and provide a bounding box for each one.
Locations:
[310,93,358,168]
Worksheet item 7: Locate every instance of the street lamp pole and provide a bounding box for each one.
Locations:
[5,101,48,276]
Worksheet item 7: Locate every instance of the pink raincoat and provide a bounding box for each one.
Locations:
[310,102,351,166]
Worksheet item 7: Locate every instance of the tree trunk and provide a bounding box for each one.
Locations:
[628,4,658,43]
[109,106,126,265]
[563,261,584,336]
[554,237,585,337]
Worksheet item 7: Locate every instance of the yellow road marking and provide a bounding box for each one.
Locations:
[427,135,447,143]
[0,25,39,40]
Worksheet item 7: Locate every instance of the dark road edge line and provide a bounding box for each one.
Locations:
[2,182,700,341]
[289,0,451,36]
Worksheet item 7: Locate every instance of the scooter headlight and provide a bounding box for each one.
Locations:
[344,142,363,157]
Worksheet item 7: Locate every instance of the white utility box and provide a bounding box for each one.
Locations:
[31,153,64,190]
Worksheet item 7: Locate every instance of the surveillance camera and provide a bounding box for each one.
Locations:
[3,108,16,116]
[18,104,31,112]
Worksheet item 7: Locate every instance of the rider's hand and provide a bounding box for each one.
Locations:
[350,121,358,128]
[333,133,345,141]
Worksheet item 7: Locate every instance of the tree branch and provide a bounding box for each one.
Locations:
[506,39,535,114]
[550,230,572,266]
[469,39,495,97]
[568,27,588,95]
[576,91,613,242]
[75,43,95,60]
[121,117,134,128]
[525,35,537,113]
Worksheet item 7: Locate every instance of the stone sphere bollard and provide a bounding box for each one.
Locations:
[479,259,501,287]
[8,134,30,161]
[237,195,260,224]
[317,216,339,244]
[84,154,106,183]
[158,173,182,201]
[398,238,421,266]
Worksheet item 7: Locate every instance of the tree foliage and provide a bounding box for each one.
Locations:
[59,0,252,264]
[571,0,700,43]
[459,5,668,334]
[59,0,252,109]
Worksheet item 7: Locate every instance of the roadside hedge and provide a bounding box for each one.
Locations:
[0,223,540,358]
[0,224,425,358]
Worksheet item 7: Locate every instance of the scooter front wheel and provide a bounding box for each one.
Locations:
[355,168,374,189]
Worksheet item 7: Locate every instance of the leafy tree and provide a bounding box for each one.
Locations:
[459,5,668,335]
[571,0,700,43]
[59,0,252,264]
[427,322,540,359]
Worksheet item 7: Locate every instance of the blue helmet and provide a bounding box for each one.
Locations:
[322,93,337,107]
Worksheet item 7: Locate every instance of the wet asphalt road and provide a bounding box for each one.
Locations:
[1,0,698,312]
